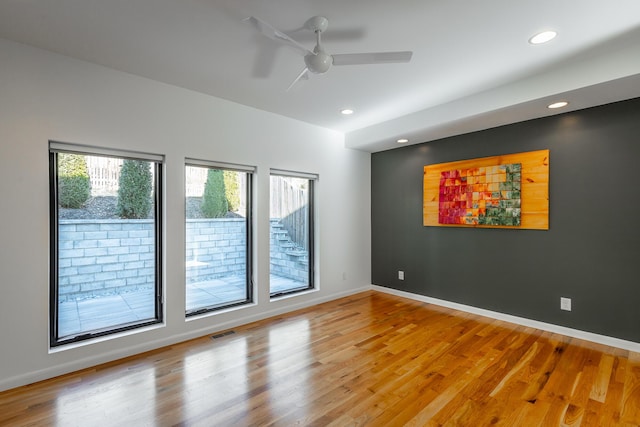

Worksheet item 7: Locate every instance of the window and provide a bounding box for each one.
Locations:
[185,160,254,315]
[269,170,316,297]
[49,142,163,346]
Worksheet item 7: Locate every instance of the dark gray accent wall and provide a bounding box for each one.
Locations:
[371,97,640,343]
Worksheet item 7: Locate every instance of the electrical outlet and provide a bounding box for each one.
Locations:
[398,271,404,280]
[560,297,572,311]
[342,272,347,280]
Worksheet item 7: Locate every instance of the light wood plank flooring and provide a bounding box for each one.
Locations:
[1,291,639,426]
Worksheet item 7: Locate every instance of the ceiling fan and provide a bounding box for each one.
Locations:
[245,16,413,91]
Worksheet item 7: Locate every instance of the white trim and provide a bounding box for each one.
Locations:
[270,286,319,302]
[270,168,319,180]
[372,285,640,352]
[185,157,256,173]
[48,323,165,354]
[49,140,164,162]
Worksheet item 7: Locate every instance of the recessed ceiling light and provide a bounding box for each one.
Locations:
[529,30,557,45]
[397,138,409,144]
[340,108,354,115]
[548,101,569,109]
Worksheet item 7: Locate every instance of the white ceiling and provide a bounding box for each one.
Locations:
[1,1,639,152]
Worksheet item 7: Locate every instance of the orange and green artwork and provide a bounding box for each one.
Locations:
[438,163,521,226]
[424,149,549,229]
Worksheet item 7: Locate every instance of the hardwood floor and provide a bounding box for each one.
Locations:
[1,291,639,426]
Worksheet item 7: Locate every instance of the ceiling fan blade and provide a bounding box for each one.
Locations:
[332,51,413,66]
[244,16,315,57]
[286,67,310,92]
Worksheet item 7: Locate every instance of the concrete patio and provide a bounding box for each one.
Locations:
[58,275,305,337]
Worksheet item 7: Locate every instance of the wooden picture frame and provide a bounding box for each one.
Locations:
[423,149,549,230]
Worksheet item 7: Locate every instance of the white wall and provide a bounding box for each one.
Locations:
[0,39,371,391]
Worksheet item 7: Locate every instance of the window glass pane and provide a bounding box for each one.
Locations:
[185,165,251,314]
[270,175,314,296]
[51,151,162,345]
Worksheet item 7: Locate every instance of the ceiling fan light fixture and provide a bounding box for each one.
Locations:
[529,30,557,45]
[548,101,569,109]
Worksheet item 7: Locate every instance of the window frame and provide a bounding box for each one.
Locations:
[49,142,164,347]
[184,159,255,317]
[269,169,317,298]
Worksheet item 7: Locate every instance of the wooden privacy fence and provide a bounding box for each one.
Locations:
[86,156,205,197]
[86,156,122,196]
[185,166,208,197]
[270,176,309,250]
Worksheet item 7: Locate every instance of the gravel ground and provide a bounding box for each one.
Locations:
[59,196,120,219]
[58,196,237,219]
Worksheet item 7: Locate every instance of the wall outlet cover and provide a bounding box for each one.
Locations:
[560,297,572,311]
[398,271,405,280]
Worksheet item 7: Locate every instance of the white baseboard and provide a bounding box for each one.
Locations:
[372,285,640,353]
[0,285,371,392]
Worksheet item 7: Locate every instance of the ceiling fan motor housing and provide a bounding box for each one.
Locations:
[305,51,332,74]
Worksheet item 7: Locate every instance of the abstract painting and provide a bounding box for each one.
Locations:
[424,150,549,230]
[438,163,522,226]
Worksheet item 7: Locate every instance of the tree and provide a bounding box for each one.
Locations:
[223,170,240,213]
[201,169,228,218]
[58,153,91,208]
[117,160,152,219]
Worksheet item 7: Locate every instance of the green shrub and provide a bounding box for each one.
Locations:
[223,170,240,212]
[117,159,152,219]
[201,169,228,218]
[58,153,91,208]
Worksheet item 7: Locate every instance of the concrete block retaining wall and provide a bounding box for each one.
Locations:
[58,220,156,301]
[185,218,246,283]
[58,218,308,301]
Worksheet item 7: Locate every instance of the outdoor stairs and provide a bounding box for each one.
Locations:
[270,220,308,266]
